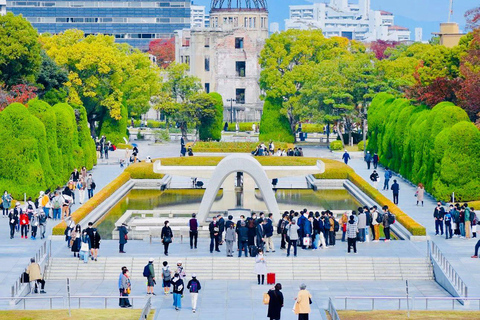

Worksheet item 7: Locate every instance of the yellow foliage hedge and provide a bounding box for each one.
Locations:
[52,172,131,235]
[160,156,324,167]
[116,143,133,150]
[313,159,353,179]
[188,141,294,153]
[125,162,164,179]
[347,172,426,236]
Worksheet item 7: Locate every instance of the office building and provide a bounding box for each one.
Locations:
[0,0,6,15]
[433,22,465,48]
[7,0,191,50]
[191,4,208,28]
[285,0,411,42]
[175,0,268,122]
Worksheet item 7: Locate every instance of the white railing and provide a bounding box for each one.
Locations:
[335,296,480,311]
[430,240,468,298]
[328,297,341,320]
[0,296,63,309]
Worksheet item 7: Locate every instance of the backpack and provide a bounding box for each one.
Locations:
[91,182,96,190]
[28,203,34,210]
[52,197,61,209]
[143,264,151,278]
[162,267,171,281]
[376,213,383,224]
[388,213,395,225]
[190,280,198,293]
[334,219,339,232]
[39,213,47,225]
[444,213,451,222]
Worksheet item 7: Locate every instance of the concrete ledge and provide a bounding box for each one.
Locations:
[306,175,345,190]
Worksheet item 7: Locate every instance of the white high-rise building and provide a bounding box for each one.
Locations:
[0,0,6,15]
[191,5,208,28]
[415,27,423,42]
[285,0,411,42]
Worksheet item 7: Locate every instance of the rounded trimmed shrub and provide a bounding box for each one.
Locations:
[72,104,97,169]
[329,140,343,151]
[199,92,223,141]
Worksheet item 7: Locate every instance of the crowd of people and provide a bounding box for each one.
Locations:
[252,142,304,157]
[2,168,96,240]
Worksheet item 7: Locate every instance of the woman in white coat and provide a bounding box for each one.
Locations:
[254,248,267,285]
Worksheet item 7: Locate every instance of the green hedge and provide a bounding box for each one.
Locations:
[52,103,79,179]
[189,141,294,153]
[330,140,343,150]
[259,98,295,143]
[358,140,367,151]
[368,93,478,201]
[199,92,223,141]
[72,104,97,169]
[301,123,324,133]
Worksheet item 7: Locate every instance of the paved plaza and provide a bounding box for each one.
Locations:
[1,141,479,318]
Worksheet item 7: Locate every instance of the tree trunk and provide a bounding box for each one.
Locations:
[326,122,330,144]
[338,121,346,148]
[89,118,97,138]
[180,121,188,140]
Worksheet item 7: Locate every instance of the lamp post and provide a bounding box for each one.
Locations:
[227,98,236,123]
[361,103,368,157]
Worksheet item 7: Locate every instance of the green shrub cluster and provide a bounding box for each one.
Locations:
[301,123,324,133]
[199,92,223,141]
[329,140,343,151]
[100,104,128,145]
[0,101,96,199]
[226,122,259,132]
[259,98,295,143]
[190,141,294,153]
[368,93,479,201]
[358,140,368,151]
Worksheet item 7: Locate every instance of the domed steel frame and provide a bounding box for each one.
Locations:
[210,0,268,10]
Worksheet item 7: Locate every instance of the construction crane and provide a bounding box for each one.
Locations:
[448,0,453,22]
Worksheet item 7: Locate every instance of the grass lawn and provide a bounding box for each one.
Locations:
[0,309,154,320]
[337,310,480,320]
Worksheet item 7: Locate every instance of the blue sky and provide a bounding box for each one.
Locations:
[194,0,475,41]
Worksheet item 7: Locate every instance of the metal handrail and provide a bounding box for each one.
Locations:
[430,240,468,297]
[139,296,152,320]
[328,297,341,320]
[0,295,63,310]
[335,295,480,311]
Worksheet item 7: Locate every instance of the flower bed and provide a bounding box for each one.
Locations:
[52,172,131,235]
[347,172,426,236]
[188,141,294,153]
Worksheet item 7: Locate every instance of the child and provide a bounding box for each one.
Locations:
[161,261,171,295]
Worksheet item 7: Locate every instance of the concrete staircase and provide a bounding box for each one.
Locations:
[46,256,433,281]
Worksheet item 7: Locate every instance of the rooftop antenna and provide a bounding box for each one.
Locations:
[447,0,453,22]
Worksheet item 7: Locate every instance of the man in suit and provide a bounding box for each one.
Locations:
[256,218,265,251]
[391,180,400,205]
[209,217,220,253]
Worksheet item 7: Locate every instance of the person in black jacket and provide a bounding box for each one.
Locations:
[186,274,201,313]
[161,221,173,256]
[237,221,249,257]
[90,228,101,261]
[217,215,225,244]
[209,216,220,253]
[9,203,20,239]
[391,180,400,204]
[256,218,265,251]
[434,202,446,236]
[171,272,184,311]
[267,283,284,320]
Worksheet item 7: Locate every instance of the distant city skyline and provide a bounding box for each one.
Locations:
[193,0,475,41]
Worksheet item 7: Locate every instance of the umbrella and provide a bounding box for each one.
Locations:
[131,143,138,147]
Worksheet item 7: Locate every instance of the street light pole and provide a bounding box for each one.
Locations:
[227,98,236,124]
[362,103,367,157]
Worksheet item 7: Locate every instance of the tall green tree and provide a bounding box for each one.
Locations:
[0,13,41,87]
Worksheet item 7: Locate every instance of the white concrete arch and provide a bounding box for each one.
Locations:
[196,154,279,222]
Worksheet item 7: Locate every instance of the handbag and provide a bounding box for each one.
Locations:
[263,292,270,305]
[80,242,89,252]
[126,287,131,294]
[124,234,128,240]
[303,237,312,247]
[309,297,313,305]
[163,236,172,244]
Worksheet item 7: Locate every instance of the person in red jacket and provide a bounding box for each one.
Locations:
[20,210,30,239]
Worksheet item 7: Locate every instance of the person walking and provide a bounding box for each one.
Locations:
[364,151,372,169]
[287,219,299,257]
[79,230,90,263]
[294,283,312,320]
[20,208,30,239]
[328,212,336,247]
[189,213,199,249]
[118,223,128,253]
[2,191,12,216]
[471,239,480,258]
[277,213,289,250]
[144,258,156,295]
[161,220,173,256]
[415,183,425,206]
[347,215,358,254]
[256,219,266,251]
[238,221,249,257]
[90,228,101,261]
[161,261,172,295]
[267,283,284,320]
[51,191,62,220]
[383,168,392,190]
[342,150,350,165]
[30,212,39,240]
[225,222,236,257]
[391,180,400,205]
[38,208,47,239]
[9,203,19,239]
[434,202,445,236]
[217,214,225,245]
[26,258,46,294]
[370,170,379,190]
[209,216,220,253]
[71,224,82,258]
[465,203,472,239]
[373,153,379,169]
[119,267,132,308]
[86,174,95,199]
[255,249,267,285]
[171,273,184,311]
[187,274,201,313]
[382,206,392,242]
